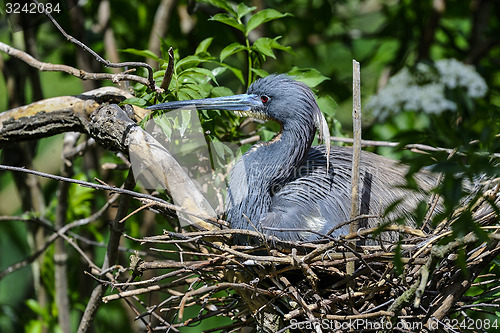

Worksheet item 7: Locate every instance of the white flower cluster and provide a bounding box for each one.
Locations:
[367,59,487,120]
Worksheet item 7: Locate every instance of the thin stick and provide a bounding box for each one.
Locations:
[119,202,155,223]
[347,60,362,277]
[178,282,277,320]
[0,199,115,280]
[350,60,362,224]
[330,136,500,158]
[0,164,224,227]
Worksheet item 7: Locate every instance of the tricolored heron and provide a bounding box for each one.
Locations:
[148,74,437,243]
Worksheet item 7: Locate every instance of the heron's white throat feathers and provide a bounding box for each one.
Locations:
[234,110,270,120]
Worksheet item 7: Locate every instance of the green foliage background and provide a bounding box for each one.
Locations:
[0,0,499,332]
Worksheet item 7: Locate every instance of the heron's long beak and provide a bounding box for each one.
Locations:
[147,94,263,117]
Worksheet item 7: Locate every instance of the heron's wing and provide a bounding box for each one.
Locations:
[259,146,437,242]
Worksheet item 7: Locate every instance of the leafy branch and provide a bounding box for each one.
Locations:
[207,1,292,86]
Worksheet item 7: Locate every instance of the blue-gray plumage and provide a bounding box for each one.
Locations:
[148,75,437,243]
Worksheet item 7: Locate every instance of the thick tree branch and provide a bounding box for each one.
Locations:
[0,86,145,147]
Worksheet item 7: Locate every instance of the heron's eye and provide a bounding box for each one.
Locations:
[261,95,270,103]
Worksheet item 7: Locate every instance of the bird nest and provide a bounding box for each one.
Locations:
[103,187,500,332]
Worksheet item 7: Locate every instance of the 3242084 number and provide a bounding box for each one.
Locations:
[6,2,61,14]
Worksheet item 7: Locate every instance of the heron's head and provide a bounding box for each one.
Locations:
[147,74,330,148]
[245,74,323,127]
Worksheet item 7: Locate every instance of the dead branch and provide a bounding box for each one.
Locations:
[347,59,362,279]
[160,47,175,91]
[31,0,160,92]
[0,86,145,147]
[0,42,158,92]
[331,135,500,158]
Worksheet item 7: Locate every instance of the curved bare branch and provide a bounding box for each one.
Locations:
[0,42,159,91]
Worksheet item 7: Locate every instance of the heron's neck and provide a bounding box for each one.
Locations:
[261,121,316,182]
[226,120,316,228]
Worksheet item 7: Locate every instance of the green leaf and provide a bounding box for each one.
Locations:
[288,67,329,88]
[181,82,212,98]
[25,320,43,333]
[201,110,211,118]
[180,110,191,137]
[317,95,338,117]
[180,67,219,85]
[252,38,276,59]
[393,242,404,275]
[180,86,203,100]
[237,3,256,20]
[220,42,247,62]
[272,40,294,54]
[69,176,94,218]
[154,114,173,139]
[212,139,224,159]
[26,299,47,318]
[221,63,245,84]
[252,37,292,59]
[177,91,190,101]
[199,0,237,16]
[250,68,269,79]
[212,138,233,160]
[210,13,245,33]
[120,48,160,62]
[176,55,204,70]
[172,117,179,133]
[252,36,293,58]
[260,129,277,141]
[153,70,166,79]
[195,37,213,55]
[211,66,227,77]
[211,86,234,97]
[121,97,148,107]
[246,9,289,35]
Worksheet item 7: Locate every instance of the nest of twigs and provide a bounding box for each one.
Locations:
[102,187,500,332]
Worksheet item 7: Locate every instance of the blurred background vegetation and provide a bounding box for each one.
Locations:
[0,0,499,332]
